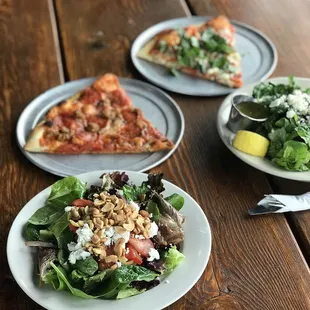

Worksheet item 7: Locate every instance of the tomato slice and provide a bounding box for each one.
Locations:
[72,199,93,207]
[125,244,143,265]
[128,238,154,257]
[69,223,78,232]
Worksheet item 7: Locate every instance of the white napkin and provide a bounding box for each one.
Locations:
[249,192,310,215]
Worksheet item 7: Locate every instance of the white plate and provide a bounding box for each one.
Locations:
[7,171,211,310]
[217,77,310,182]
[131,16,277,96]
[16,78,184,177]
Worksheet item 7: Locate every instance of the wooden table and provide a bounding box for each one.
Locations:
[2,0,310,309]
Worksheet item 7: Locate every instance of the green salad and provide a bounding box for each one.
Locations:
[25,172,185,299]
[253,77,310,171]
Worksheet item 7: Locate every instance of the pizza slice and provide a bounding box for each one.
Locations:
[24,74,174,154]
[137,15,242,88]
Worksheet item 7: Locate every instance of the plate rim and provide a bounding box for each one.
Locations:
[16,77,185,177]
[7,170,212,310]
[217,76,310,182]
[131,15,278,97]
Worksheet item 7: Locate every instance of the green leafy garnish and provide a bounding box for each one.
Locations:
[165,194,184,210]
[146,201,160,222]
[164,246,185,273]
[73,256,98,276]
[122,183,149,202]
[170,67,179,77]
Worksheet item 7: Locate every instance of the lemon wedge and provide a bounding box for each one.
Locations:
[233,130,269,157]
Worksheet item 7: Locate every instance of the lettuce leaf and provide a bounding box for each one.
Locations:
[164,246,185,273]
[50,263,97,299]
[272,140,310,171]
[116,288,145,299]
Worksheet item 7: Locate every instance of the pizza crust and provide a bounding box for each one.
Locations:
[24,121,49,152]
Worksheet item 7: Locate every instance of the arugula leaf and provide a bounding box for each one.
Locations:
[46,176,86,208]
[212,56,228,69]
[165,194,184,211]
[170,67,179,77]
[116,287,145,299]
[73,256,98,276]
[50,263,96,299]
[122,183,149,202]
[146,201,160,222]
[164,246,185,273]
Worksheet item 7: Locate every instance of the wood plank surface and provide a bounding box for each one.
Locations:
[0,0,62,309]
[189,0,310,263]
[55,0,310,309]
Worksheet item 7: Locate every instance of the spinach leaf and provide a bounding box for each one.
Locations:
[24,223,42,241]
[84,271,109,293]
[48,212,70,238]
[116,287,145,299]
[56,227,73,268]
[28,206,64,226]
[165,194,184,211]
[122,183,149,202]
[73,257,98,276]
[113,265,158,283]
[50,263,96,299]
[146,201,160,223]
[46,176,86,208]
[69,270,88,287]
[39,229,55,242]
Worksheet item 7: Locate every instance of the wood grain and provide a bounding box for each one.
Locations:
[55,0,310,309]
[189,0,310,264]
[0,0,61,309]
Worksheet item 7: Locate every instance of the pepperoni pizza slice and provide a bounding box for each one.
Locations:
[24,74,174,154]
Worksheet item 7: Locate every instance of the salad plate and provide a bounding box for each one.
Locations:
[7,171,211,310]
[217,77,310,181]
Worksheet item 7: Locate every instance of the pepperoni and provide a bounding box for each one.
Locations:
[55,144,80,153]
[121,109,138,123]
[111,89,131,108]
[79,87,101,105]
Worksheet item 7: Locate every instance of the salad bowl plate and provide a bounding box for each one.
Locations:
[7,170,211,310]
[217,77,310,182]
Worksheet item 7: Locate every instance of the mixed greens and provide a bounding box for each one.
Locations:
[253,77,310,171]
[25,172,185,299]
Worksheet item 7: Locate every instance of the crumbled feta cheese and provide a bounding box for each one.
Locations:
[68,249,91,264]
[134,234,145,240]
[207,67,219,75]
[269,95,287,108]
[286,110,295,119]
[113,230,130,244]
[149,213,153,218]
[76,224,93,246]
[105,227,114,238]
[148,222,158,238]
[130,201,140,211]
[67,224,93,264]
[64,206,74,212]
[116,262,122,267]
[164,280,170,284]
[147,248,160,262]
[125,247,129,254]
